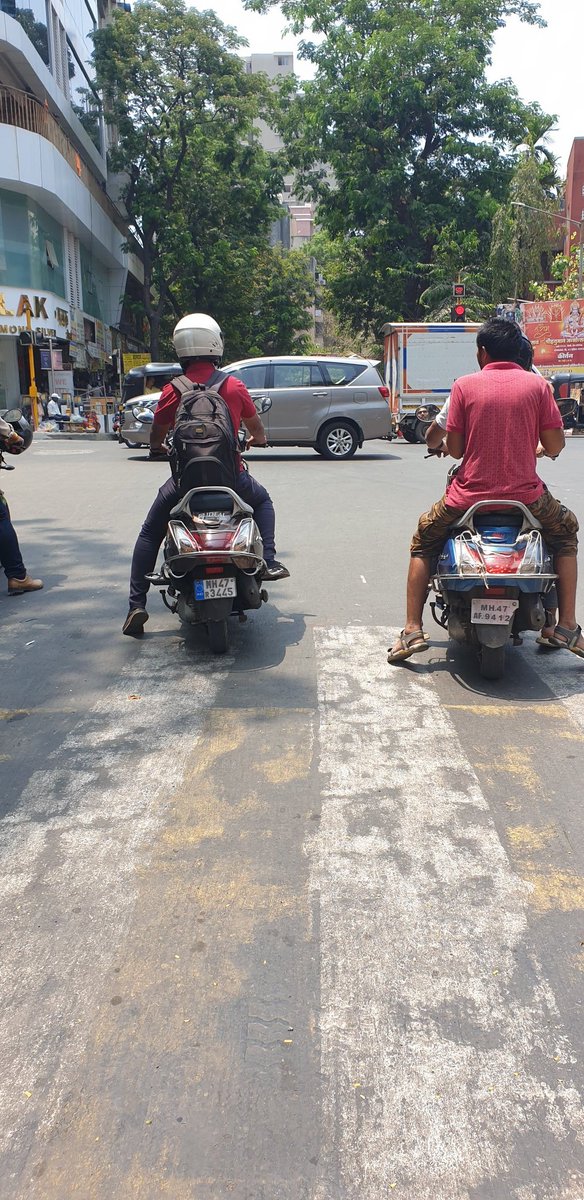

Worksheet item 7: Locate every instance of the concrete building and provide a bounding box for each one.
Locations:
[0,0,144,409]
[563,137,584,259]
[243,50,321,340]
[243,50,317,252]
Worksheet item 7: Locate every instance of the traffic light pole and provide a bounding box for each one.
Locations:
[25,310,39,430]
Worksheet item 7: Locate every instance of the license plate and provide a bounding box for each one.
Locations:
[194,577,236,601]
[470,598,518,624]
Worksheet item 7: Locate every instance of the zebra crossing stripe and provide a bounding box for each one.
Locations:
[311,626,584,1199]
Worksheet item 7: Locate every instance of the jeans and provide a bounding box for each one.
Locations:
[128,469,277,610]
[0,493,26,581]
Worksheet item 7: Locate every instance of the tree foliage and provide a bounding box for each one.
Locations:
[532,236,583,302]
[92,0,289,358]
[246,0,552,337]
[419,224,490,321]
[489,153,559,302]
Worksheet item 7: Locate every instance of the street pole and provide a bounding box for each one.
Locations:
[25,309,39,431]
[48,335,56,401]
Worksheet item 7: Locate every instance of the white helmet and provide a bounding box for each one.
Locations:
[172,313,224,361]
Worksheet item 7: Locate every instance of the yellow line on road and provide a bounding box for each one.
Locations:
[445,703,568,717]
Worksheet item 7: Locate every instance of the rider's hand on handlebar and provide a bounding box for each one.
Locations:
[245,435,267,450]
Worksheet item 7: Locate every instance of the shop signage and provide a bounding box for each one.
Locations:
[0,288,70,338]
[69,307,85,346]
[123,352,150,372]
[52,370,74,398]
[521,300,584,370]
[40,349,63,371]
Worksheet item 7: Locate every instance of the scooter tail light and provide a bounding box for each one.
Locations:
[231,518,254,553]
[169,521,199,553]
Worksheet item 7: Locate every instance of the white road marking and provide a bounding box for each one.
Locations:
[33,445,97,455]
[360,575,367,584]
[525,639,584,732]
[311,626,584,1199]
[0,640,229,1162]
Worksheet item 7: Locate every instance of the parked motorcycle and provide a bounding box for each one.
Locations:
[430,500,557,679]
[140,412,267,653]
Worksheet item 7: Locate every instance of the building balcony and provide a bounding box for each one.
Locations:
[0,84,126,235]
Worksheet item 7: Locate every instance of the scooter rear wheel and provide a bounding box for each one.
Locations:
[207,619,229,655]
[479,644,506,680]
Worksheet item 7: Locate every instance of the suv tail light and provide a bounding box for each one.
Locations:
[378,386,390,399]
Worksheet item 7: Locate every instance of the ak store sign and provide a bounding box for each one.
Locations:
[0,288,70,339]
[521,299,584,370]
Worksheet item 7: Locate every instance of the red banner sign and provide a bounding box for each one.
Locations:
[521,300,584,370]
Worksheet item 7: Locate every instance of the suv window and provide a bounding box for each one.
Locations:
[321,361,366,386]
[273,362,324,388]
[231,364,267,389]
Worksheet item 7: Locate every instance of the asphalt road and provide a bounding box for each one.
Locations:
[1,435,584,1200]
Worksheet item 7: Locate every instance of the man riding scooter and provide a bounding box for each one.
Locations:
[388,318,582,663]
[123,313,289,637]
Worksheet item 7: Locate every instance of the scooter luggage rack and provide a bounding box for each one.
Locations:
[169,486,254,522]
[452,499,542,533]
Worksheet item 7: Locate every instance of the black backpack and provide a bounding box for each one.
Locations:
[169,370,239,494]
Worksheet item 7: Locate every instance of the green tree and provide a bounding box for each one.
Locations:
[92,0,282,357]
[246,0,550,337]
[489,153,558,302]
[532,235,583,301]
[419,224,490,320]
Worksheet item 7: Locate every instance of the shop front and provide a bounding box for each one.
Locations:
[0,285,70,416]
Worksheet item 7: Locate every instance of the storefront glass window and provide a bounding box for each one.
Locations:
[0,0,50,65]
[0,189,66,297]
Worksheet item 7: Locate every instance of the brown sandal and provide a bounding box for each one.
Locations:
[387,629,429,664]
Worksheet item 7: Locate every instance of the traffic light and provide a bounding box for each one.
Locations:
[18,331,34,346]
[452,283,466,298]
[451,303,466,322]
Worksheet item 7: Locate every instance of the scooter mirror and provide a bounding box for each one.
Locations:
[256,396,272,414]
[133,407,154,423]
[3,408,22,422]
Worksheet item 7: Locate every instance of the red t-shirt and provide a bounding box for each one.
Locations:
[445,362,563,508]
[153,362,257,471]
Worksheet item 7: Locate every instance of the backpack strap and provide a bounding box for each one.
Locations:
[173,370,227,398]
[207,369,227,391]
[173,374,198,397]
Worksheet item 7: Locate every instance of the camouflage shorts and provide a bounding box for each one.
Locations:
[410,487,579,561]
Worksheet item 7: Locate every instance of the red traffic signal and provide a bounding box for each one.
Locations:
[452,283,466,297]
[451,304,466,322]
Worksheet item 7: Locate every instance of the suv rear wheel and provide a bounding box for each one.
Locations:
[316,420,359,460]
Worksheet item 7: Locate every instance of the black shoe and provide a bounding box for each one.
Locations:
[122,607,149,637]
[262,560,290,581]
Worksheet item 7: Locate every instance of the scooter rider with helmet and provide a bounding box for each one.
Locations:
[123,313,289,637]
